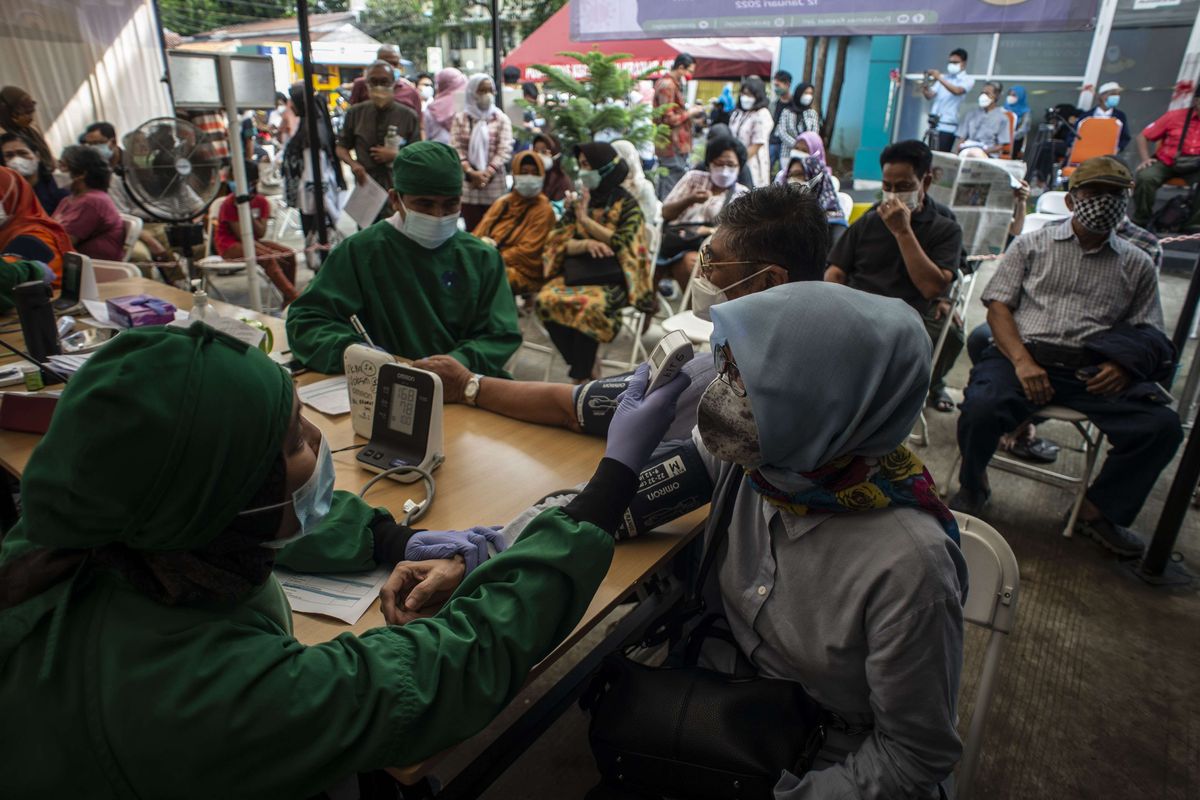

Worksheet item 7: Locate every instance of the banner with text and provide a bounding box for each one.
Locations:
[572,0,1099,41]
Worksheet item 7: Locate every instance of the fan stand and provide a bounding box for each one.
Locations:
[166,223,207,289]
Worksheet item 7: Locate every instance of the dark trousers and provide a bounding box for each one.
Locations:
[967,322,992,365]
[1131,159,1200,227]
[935,131,957,153]
[921,304,965,396]
[957,348,1183,526]
[545,320,600,380]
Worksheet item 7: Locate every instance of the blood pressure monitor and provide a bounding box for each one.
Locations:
[357,363,445,483]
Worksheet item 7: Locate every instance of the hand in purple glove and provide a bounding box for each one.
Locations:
[604,363,691,473]
[404,526,508,574]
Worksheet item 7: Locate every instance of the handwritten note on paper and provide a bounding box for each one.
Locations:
[343,344,407,438]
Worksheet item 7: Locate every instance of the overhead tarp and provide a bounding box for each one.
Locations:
[503,3,775,81]
[572,0,1101,41]
[0,0,172,157]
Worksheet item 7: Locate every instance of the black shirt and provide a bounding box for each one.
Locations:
[828,197,963,314]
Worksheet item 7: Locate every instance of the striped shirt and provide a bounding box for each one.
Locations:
[982,219,1163,348]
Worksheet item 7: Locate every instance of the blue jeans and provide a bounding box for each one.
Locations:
[957,347,1182,525]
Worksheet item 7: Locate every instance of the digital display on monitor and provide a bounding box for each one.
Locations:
[388,383,418,436]
[651,348,666,368]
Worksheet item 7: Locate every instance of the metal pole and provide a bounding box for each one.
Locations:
[297,0,330,264]
[492,0,503,114]
[218,56,264,313]
[1139,412,1200,580]
[1171,251,1200,360]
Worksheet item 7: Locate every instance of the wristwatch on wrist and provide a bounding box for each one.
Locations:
[463,374,484,406]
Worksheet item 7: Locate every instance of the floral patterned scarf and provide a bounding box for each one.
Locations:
[746,445,960,544]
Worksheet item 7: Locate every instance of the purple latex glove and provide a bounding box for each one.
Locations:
[404,526,508,574]
[604,363,692,473]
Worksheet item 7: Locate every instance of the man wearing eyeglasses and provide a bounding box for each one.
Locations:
[337,60,420,198]
[411,182,829,439]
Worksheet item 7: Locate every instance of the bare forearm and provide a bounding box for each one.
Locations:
[987,302,1033,366]
[746,143,762,159]
[335,145,356,167]
[478,378,580,432]
[662,198,693,222]
[825,265,848,284]
[1136,134,1151,164]
[939,76,964,95]
[578,216,614,245]
[895,231,952,298]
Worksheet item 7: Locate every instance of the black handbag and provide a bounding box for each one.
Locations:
[564,254,626,287]
[582,474,826,800]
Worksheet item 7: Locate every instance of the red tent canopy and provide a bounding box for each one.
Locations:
[502,3,773,82]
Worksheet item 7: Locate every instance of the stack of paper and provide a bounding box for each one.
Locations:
[298,376,351,415]
[274,567,390,624]
[45,353,94,376]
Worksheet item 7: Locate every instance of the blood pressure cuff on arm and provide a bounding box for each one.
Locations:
[573,372,635,437]
[615,439,714,540]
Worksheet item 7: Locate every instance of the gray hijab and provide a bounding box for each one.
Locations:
[708,282,931,486]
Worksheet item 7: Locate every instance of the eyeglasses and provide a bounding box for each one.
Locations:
[713,342,747,397]
[697,244,758,280]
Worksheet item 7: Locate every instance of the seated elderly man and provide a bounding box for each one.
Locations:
[285,141,520,375]
[826,139,965,414]
[953,157,1181,557]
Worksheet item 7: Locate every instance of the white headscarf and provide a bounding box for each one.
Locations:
[612,139,657,224]
[463,73,500,171]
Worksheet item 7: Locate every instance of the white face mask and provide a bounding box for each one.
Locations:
[247,434,336,549]
[884,190,921,211]
[393,200,460,249]
[419,85,435,101]
[709,165,739,189]
[476,92,495,112]
[1006,95,1018,106]
[87,143,113,162]
[798,93,814,107]
[6,155,37,177]
[692,265,774,322]
[947,62,962,75]
[978,93,993,108]
[739,95,755,111]
[697,378,763,467]
[539,153,554,171]
[513,174,544,198]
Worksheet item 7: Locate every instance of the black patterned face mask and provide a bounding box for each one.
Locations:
[1072,192,1127,235]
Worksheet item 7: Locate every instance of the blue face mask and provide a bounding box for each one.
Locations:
[244,433,336,549]
[1105,95,1120,109]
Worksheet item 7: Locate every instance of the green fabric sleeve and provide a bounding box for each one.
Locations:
[148,506,614,797]
[0,259,49,314]
[446,246,521,377]
[273,491,385,573]
[284,246,364,374]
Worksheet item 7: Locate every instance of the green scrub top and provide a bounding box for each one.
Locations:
[0,505,614,798]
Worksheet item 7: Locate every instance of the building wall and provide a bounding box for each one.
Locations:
[776,36,872,162]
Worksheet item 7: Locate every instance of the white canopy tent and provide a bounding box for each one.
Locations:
[0,0,172,157]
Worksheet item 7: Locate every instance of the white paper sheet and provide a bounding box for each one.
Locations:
[343,177,389,229]
[274,566,390,624]
[81,299,123,330]
[298,375,351,415]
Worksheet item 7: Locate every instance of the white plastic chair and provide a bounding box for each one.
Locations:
[1035,191,1070,216]
[943,405,1105,538]
[91,260,141,282]
[659,253,714,348]
[119,214,143,262]
[955,512,1020,800]
[1020,213,1066,234]
[829,173,841,194]
[837,191,854,221]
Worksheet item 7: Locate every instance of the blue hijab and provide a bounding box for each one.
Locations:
[1004,85,1029,119]
[709,282,959,543]
[718,84,735,113]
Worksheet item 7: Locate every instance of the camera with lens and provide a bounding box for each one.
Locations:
[927,113,941,129]
[922,70,937,88]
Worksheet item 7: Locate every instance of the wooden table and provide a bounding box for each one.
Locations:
[0,278,708,791]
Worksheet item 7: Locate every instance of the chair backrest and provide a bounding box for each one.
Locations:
[119,213,143,262]
[999,110,1016,159]
[829,173,841,194]
[1035,191,1070,216]
[837,192,853,221]
[954,511,1021,800]
[1065,117,1121,166]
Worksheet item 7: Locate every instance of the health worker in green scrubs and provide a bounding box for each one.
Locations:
[0,322,688,798]
[285,141,521,376]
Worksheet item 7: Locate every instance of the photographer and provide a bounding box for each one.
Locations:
[921,48,975,152]
[1028,103,1081,189]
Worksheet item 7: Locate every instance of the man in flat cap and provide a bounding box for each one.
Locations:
[286,141,520,376]
[953,156,1181,559]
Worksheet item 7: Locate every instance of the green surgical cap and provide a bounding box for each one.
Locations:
[392,140,463,197]
[21,324,294,551]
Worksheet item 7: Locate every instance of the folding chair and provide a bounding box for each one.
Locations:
[910,272,976,447]
[954,512,1021,800]
[118,214,143,262]
[1053,118,1122,189]
[943,406,1106,538]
